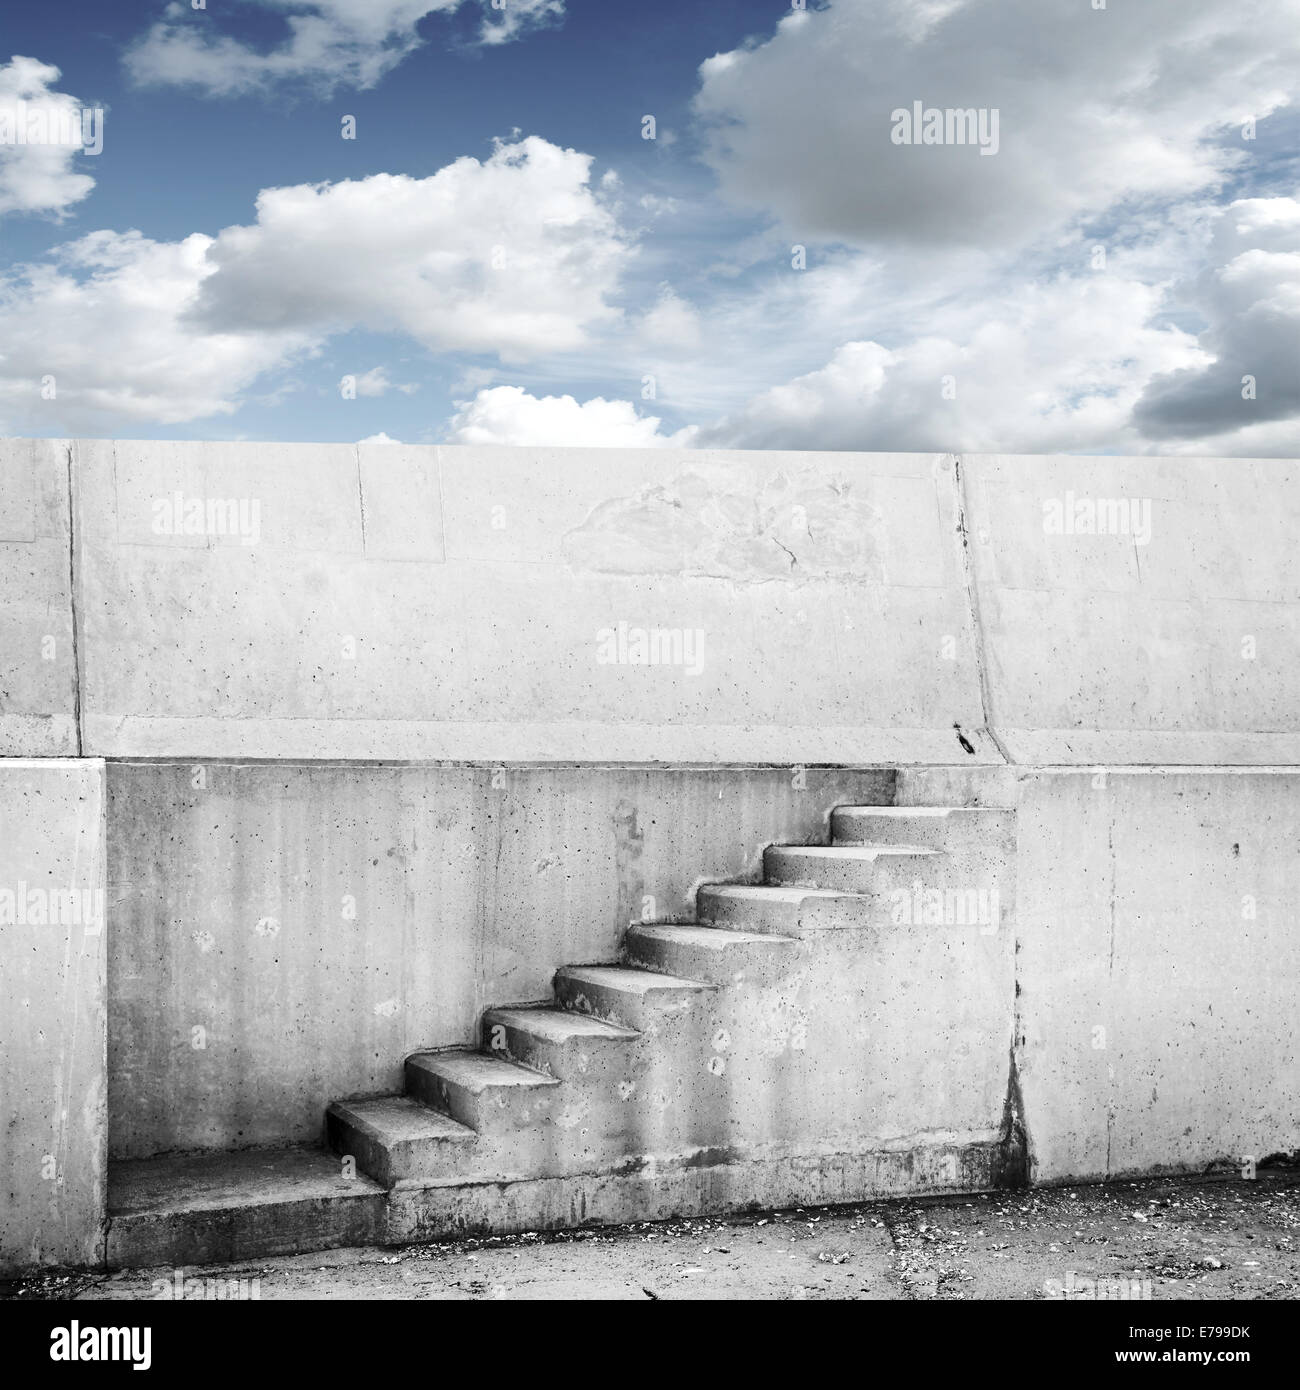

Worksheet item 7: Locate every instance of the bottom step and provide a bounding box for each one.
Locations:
[105,1136,1013,1268]
[107,1147,386,1269]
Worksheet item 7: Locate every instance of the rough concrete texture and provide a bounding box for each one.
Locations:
[960,453,1300,763]
[3,439,1292,763]
[0,760,106,1274]
[896,766,1300,1184]
[18,1172,1296,1301]
[72,440,992,763]
[0,439,77,756]
[106,1149,384,1269]
[106,762,892,1158]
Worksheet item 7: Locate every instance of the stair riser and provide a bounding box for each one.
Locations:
[553,974,710,1030]
[764,847,936,892]
[695,887,809,934]
[701,875,1011,937]
[481,1015,640,1085]
[404,1061,559,1134]
[326,1108,474,1187]
[622,931,804,985]
[831,807,1014,852]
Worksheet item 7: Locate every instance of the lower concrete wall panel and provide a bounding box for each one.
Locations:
[897,766,1300,1183]
[0,760,106,1274]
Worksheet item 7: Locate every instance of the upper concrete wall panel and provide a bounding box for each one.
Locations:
[0,439,77,756]
[74,441,991,762]
[961,453,1300,763]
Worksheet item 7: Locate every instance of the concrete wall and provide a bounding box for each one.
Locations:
[4,438,1299,1265]
[961,453,1300,763]
[0,440,77,757]
[0,760,106,1272]
[897,766,1300,1183]
[7,440,1298,765]
[106,762,892,1159]
[72,440,992,763]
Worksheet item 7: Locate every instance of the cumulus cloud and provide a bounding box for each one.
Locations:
[192,137,630,363]
[0,136,626,430]
[0,57,98,219]
[639,285,703,351]
[676,269,1206,454]
[694,0,1300,252]
[0,230,314,430]
[347,367,394,397]
[444,385,693,447]
[458,239,1300,456]
[125,0,564,97]
[1133,198,1300,446]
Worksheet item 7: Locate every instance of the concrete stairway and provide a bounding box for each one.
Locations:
[107,803,1014,1267]
[325,805,1010,1195]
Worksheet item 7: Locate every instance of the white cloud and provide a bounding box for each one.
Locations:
[0,229,315,430]
[445,385,693,447]
[358,431,402,444]
[0,57,97,219]
[1134,198,1300,447]
[693,273,1204,454]
[193,137,631,363]
[639,285,702,351]
[462,220,1298,457]
[125,0,564,97]
[694,0,1300,252]
[0,136,631,430]
[350,366,393,397]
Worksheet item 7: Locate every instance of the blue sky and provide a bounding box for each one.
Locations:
[1,0,1298,454]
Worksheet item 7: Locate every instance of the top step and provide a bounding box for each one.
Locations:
[831,806,1012,852]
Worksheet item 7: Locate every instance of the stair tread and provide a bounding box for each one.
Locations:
[835,806,970,816]
[631,923,800,947]
[769,844,938,858]
[557,964,713,993]
[329,1096,476,1144]
[486,1006,639,1041]
[407,1050,559,1092]
[108,1146,385,1217]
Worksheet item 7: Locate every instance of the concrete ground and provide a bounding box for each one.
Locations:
[6,1172,1298,1302]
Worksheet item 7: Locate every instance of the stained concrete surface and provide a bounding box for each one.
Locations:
[897,766,1300,1184]
[0,760,107,1272]
[106,762,892,1158]
[9,1173,1295,1302]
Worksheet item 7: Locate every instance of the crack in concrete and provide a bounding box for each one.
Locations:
[949,453,1012,765]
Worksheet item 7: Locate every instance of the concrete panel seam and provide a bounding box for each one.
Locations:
[66,443,84,757]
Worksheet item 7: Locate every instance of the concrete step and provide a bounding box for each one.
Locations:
[482,1006,639,1080]
[326,1096,476,1188]
[404,1050,560,1135]
[832,805,1013,851]
[695,883,866,934]
[623,923,805,983]
[554,964,714,1029]
[764,844,937,892]
[106,1147,385,1269]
